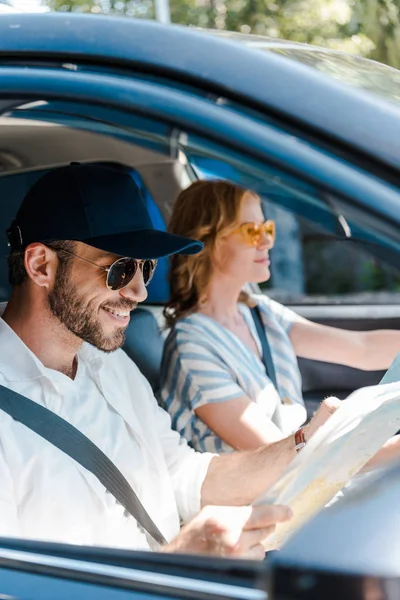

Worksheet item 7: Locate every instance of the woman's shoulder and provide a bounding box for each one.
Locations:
[169,312,207,332]
[249,293,281,314]
[162,314,229,373]
[248,293,299,330]
[165,313,218,347]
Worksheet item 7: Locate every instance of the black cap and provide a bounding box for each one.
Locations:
[7,162,203,259]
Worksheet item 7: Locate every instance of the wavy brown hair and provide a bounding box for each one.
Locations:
[164,179,258,327]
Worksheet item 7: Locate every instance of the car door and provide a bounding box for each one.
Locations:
[0,538,268,600]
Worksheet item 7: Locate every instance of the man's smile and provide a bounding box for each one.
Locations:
[101,306,131,323]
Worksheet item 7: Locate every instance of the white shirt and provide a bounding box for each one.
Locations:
[0,315,215,550]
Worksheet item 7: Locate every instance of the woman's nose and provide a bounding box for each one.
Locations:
[258,231,274,250]
[119,270,148,303]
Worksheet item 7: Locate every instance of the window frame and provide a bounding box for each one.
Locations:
[2,64,400,307]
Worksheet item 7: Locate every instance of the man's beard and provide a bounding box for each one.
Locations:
[49,263,135,352]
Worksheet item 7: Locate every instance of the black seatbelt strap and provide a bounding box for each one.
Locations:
[250,305,278,390]
[0,384,167,546]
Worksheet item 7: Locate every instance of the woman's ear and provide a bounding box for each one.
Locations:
[24,243,58,289]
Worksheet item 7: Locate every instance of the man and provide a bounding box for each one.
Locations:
[0,163,338,558]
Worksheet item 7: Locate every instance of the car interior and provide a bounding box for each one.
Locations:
[1,99,400,421]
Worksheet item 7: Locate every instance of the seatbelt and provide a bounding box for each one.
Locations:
[0,384,167,546]
[250,305,278,390]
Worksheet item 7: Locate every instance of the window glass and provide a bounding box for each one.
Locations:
[188,153,400,305]
[261,200,400,305]
[265,47,400,108]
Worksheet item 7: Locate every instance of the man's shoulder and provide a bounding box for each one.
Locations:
[85,345,160,417]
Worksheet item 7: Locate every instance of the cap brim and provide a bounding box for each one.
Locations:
[82,229,203,260]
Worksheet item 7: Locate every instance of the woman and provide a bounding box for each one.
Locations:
[159,180,400,453]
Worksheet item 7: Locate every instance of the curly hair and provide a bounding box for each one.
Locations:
[164,179,259,327]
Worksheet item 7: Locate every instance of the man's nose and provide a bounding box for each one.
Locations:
[119,269,148,303]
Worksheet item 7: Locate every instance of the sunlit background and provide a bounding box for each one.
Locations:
[2,0,45,11]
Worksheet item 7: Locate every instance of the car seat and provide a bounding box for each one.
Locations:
[123,308,165,396]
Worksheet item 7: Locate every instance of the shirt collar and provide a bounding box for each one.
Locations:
[0,303,105,382]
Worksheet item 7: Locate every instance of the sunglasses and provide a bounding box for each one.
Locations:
[48,246,157,291]
[234,220,276,246]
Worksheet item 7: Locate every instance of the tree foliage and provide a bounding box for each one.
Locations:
[353,0,400,68]
[43,0,400,68]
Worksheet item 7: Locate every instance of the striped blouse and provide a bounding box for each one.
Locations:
[158,295,307,453]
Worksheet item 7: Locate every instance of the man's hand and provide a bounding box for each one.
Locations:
[163,504,292,560]
[201,398,342,509]
[304,396,341,442]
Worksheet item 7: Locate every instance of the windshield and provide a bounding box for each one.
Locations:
[209,31,400,108]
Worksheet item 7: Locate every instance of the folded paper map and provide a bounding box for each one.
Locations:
[255,376,400,551]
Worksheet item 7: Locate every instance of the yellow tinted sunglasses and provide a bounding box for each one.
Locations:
[234,220,276,246]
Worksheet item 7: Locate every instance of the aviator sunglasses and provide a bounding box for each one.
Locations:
[233,219,276,246]
[48,245,157,291]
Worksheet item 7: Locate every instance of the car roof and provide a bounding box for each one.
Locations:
[0,13,400,173]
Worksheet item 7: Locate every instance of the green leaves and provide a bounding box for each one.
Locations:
[354,0,400,68]
[42,0,400,68]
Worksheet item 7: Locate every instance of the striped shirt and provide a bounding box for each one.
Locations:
[159,295,307,453]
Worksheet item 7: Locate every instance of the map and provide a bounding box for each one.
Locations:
[255,370,400,551]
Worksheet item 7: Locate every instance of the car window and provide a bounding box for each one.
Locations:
[4,93,400,310]
[261,200,400,305]
[265,48,400,108]
[188,153,400,306]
